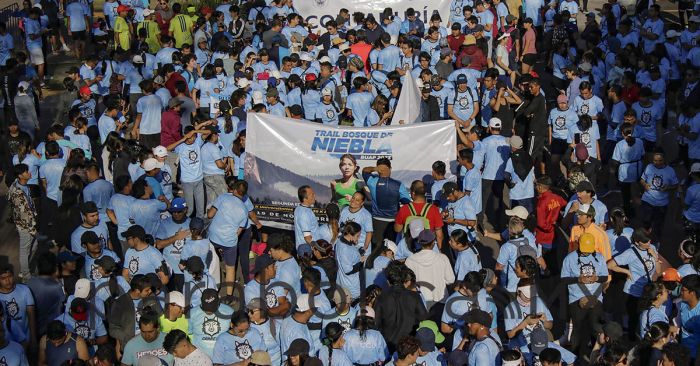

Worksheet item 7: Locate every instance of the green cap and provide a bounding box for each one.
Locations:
[418,320,445,344]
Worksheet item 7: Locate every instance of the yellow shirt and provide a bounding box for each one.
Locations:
[159,314,190,339]
[114,16,131,51]
[169,14,193,48]
[569,223,612,261]
[137,20,161,53]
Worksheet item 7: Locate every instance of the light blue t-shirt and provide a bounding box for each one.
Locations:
[335,240,362,299]
[71,222,110,254]
[448,87,477,124]
[136,94,163,135]
[343,329,389,364]
[24,18,43,49]
[467,336,500,366]
[504,298,553,353]
[212,328,265,365]
[454,245,482,281]
[613,246,658,297]
[201,142,225,176]
[120,332,173,366]
[612,138,645,183]
[639,306,669,339]
[641,164,678,207]
[108,193,137,237]
[504,159,535,200]
[82,249,120,280]
[606,227,633,257]
[549,108,579,140]
[189,304,233,358]
[441,289,494,350]
[83,179,114,222]
[346,91,374,127]
[680,301,700,358]
[174,136,204,183]
[294,205,319,247]
[378,45,402,72]
[561,251,608,303]
[685,183,700,224]
[279,317,317,361]
[567,124,601,159]
[481,135,510,180]
[129,199,167,236]
[13,154,40,186]
[339,207,373,248]
[497,236,539,293]
[155,217,190,275]
[0,285,35,338]
[123,245,166,277]
[314,102,340,125]
[66,1,89,31]
[209,193,248,247]
[632,102,663,142]
[0,340,29,366]
[319,345,353,366]
[445,194,477,236]
[39,158,66,202]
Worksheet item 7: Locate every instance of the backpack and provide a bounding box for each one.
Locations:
[403,203,432,235]
[103,276,121,319]
[108,61,123,96]
[511,236,538,260]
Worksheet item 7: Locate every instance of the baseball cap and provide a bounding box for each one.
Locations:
[577,203,596,217]
[348,57,364,70]
[70,297,89,321]
[17,81,30,93]
[121,225,147,240]
[339,42,351,52]
[252,90,264,104]
[266,87,279,98]
[237,78,251,88]
[666,30,681,38]
[384,239,398,256]
[136,355,167,366]
[284,339,310,356]
[321,87,333,96]
[65,66,80,75]
[497,32,511,41]
[463,309,491,327]
[169,197,187,212]
[440,48,452,58]
[691,162,700,175]
[332,287,352,304]
[167,291,185,308]
[442,181,459,197]
[578,233,596,253]
[152,146,168,158]
[575,180,595,193]
[662,268,681,282]
[456,74,468,85]
[142,8,155,16]
[579,62,592,72]
[509,135,523,149]
[81,230,100,246]
[153,75,165,85]
[416,230,436,248]
[79,86,92,96]
[189,217,204,231]
[506,14,517,23]
[252,254,275,275]
[132,55,144,64]
[305,73,317,81]
[430,74,442,87]
[200,288,220,312]
[488,117,502,128]
[556,94,568,104]
[418,320,446,344]
[168,98,184,109]
[463,34,476,46]
[530,326,548,355]
[593,321,624,341]
[201,6,213,14]
[416,327,435,352]
[117,4,129,12]
[451,22,461,30]
[95,256,118,273]
[80,201,99,215]
[505,206,529,220]
[297,244,312,258]
[74,278,91,299]
[296,294,312,312]
[143,158,164,171]
[300,52,314,62]
[58,251,79,263]
[250,351,272,366]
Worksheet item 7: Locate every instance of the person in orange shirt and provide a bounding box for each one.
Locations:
[350,30,372,73]
[569,203,611,261]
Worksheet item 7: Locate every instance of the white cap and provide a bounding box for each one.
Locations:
[74,279,91,299]
[300,52,313,62]
[409,219,425,239]
[296,294,311,312]
[152,145,168,158]
[167,291,186,308]
[505,206,529,220]
[132,55,144,64]
[271,70,282,79]
[579,62,592,72]
[142,8,155,16]
[497,32,510,41]
[384,239,398,255]
[339,42,350,52]
[237,78,251,88]
[666,29,680,38]
[143,158,164,171]
[321,87,333,96]
[252,90,264,104]
[17,81,30,94]
[33,3,42,9]
[488,117,502,128]
[691,162,700,174]
[690,15,700,23]
[319,56,331,64]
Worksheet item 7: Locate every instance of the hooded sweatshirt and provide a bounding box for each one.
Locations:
[405,247,455,303]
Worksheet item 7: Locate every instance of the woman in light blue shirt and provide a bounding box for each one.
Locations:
[319,322,353,366]
[343,315,389,365]
[192,64,220,117]
[201,127,228,205]
[335,222,363,299]
[605,208,633,257]
[638,281,670,339]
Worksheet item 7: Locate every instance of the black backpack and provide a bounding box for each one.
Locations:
[103,276,121,319]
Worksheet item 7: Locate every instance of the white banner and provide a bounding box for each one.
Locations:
[391,71,422,125]
[244,113,456,226]
[295,0,452,31]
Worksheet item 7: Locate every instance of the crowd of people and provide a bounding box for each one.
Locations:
[1,0,700,364]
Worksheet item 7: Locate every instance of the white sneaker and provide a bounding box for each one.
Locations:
[62,44,70,52]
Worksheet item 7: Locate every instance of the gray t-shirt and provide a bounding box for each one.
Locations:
[26,276,65,335]
[177,96,196,128]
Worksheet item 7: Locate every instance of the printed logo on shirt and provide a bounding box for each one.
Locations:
[129,256,140,274]
[581,132,591,145]
[74,321,91,339]
[173,239,185,252]
[99,233,107,248]
[90,263,102,280]
[643,257,655,272]
[5,298,19,320]
[188,150,199,164]
[555,116,566,129]
[235,339,254,360]
[458,96,470,108]
[326,109,336,119]
[162,171,172,184]
[579,261,596,277]
[265,289,279,308]
[651,175,663,190]
[202,316,221,339]
[580,103,590,115]
[436,97,443,107]
[641,110,652,126]
[135,348,168,359]
[0,356,7,366]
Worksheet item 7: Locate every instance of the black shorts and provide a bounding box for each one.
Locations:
[551,138,569,155]
[523,53,537,66]
[72,31,87,41]
[527,135,546,161]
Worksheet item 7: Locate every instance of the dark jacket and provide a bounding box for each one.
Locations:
[108,292,163,347]
[374,285,427,351]
[421,95,441,122]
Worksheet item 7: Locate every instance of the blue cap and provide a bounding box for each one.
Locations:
[58,251,79,263]
[268,77,277,86]
[456,74,468,84]
[170,197,187,212]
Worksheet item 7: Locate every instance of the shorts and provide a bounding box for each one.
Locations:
[522,53,537,66]
[71,30,87,41]
[527,135,545,161]
[213,242,238,266]
[551,138,569,155]
[28,47,44,65]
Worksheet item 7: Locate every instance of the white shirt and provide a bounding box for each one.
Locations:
[175,348,213,366]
